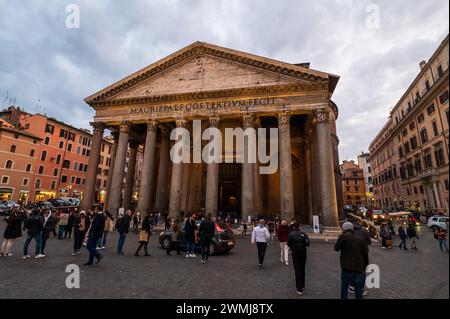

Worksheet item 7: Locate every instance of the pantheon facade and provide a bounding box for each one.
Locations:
[81,42,343,227]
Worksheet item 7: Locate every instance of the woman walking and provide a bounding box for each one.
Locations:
[167,218,182,256]
[135,213,151,257]
[72,211,88,255]
[1,209,24,256]
[98,211,114,249]
[276,220,291,266]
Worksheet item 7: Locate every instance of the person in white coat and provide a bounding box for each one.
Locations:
[251,219,271,270]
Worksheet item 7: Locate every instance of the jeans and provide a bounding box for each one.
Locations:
[1,238,16,254]
[117,233,127,253]
[100,231,109,248]
[280,242,289,264]
[64,226,72,239]
[438,239,449,251]
[186,240,196,254]
[41,231,50,254]
[73,230,86,252]
[292,253,307,291]
[23,232,42,256]
[256,242,268,266]
[58,225,66,239]
[200,236,212,260]
[86,235,102,264]
[341,270,365,299]
[399,239,407,249]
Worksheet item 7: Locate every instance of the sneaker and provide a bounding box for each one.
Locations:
[22,255,31,260]
[258,264,263,270]
[285,262,289,266]
[71,252,77,256]
[190,253,197,258]
[101,246,106,249]
[96,247,101,250]
[34,254,46,259]
[348,286,355,294]
[77,250,81,254]
[205,259,209,263]
[6,253,13,257]
[186,254,190,258]
[296,290,304,296]
[201,259,206,264]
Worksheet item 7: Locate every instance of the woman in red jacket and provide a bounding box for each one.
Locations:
[276,220,291,266]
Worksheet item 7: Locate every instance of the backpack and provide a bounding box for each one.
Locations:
[115,217,123,230]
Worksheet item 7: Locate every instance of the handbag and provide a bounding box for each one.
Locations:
[139,230,149,242]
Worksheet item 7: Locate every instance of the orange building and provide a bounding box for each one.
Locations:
[340,160,367,206]
[0,117,41,203]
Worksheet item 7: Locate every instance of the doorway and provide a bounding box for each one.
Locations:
[218,163,241,219]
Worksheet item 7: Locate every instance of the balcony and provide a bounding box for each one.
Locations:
[418,168,438,178]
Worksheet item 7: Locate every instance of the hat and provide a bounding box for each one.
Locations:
[342,222,354,231]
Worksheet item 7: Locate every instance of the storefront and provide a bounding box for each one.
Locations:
[34,190,56,202]
[0,188,13,201]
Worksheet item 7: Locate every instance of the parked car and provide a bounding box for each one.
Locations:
[34,201,54,210]
[61,197,80,206]
[48,198,67,207]
[1,200,20,209]
[0,203,10,216]
[427,216,449,231]
[159,221,235,255]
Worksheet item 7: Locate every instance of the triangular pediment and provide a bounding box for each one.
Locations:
[85,41,339,105]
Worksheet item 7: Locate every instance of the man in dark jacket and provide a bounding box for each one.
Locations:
[287,222,310,295]
[23,209,45,259]
[117,210,132,255]
[184,213,197,258]
[41,210,57,255]
[198,214,215,264]
[85,206,105,265]
[334,222,369,299]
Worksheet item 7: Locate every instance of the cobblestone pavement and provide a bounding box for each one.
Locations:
[0,221,448,299]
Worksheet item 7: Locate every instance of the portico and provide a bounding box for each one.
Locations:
[81,41,342,227]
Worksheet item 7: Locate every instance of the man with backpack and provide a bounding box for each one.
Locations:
[116,210,132,255]
[287,222,310,296]
[198,214,216,264]
[23,209,45,259]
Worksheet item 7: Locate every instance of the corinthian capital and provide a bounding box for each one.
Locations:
[90,122,106,133]
[119,122,131,134]
[313,108,329,124]
[242,113,255,129]
[175,117,188,128]
[147,119,158,132]
[277,111,291,126]
[209,116,221,128]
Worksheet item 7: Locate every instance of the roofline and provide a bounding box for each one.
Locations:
[0,126,43,140]
[85,41,340,104]
[390,33,449,116]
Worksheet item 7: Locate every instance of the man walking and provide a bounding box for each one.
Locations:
[116,210,132,255]
[287,222,310,296]
[251,219,271,270]
[184,213,197,258]
[85,206,105,265]
[198,213,215,264]
[23,209,45,259]
[335,222,369,299]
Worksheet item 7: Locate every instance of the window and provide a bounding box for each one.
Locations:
[58,141,64,149]
[61,175,68,183]
[30,149,35,157]
[41,150,47,161]
[45,124,55,134]
[22,178,29,186]
[86,150,90,157]
[5,160,13,169]
[78,136,83,144]
[432,121,439,136]
[82,178,86,185]
[440,90,449,105]
[404,141,410,154]
[82,148,86,156]
[44,136,50,145]
[425,80,430,91]
[427,104,435,115]
[415,157,422,172]
[410,136,418,150]
[406,188,410,196]
[79,163,84,172]
[77,146,81,154]
[14,134,19,139]
[424,150,433,168]
[413,186,418,195]
[420,128,428,144]
[409,122,415,131]
[417,113,425,124]
[434,145,446,166]
[53,168,58,177]
[60,129,68,139]
[10,145,16,153]
[84,165,88,173]
[67,143,72,152]
[26,164,32,172]
[51,181,56,190]
[97,179,101,187]
[38,166,44,175]
[71,176,75,184]
[420,185,424,194]
[68,132,75,142]
[437,64,443,77]
[400,165,406,179]
[1,176,9,184]
[35,179,41,188]
[355,187,359,192]
[62,160,71,169]
[76,178,81,185]
[415,91,420,102]
[101,144,105,152]
[347,195,351,200]
[398,147,404,158]
[56,154,61,164]
[402,128,408,137]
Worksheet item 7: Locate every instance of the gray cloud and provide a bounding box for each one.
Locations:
[0,0,448,160]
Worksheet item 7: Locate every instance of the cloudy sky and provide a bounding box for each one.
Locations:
[0,0,448,161]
